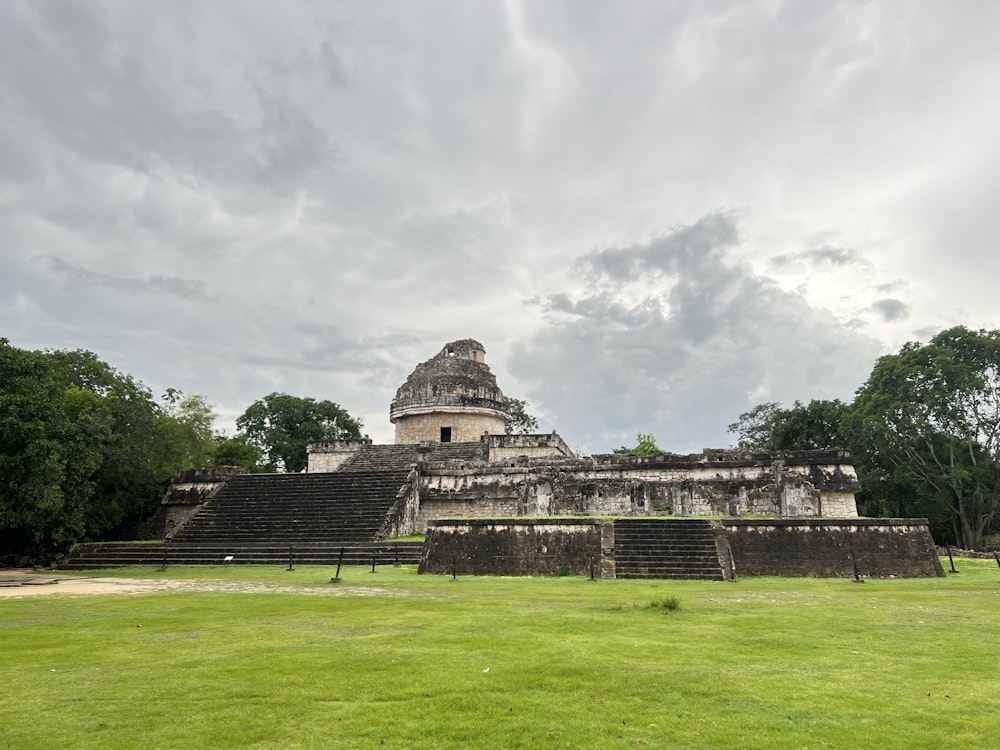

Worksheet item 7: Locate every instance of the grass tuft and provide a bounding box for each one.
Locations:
[649,595,681,612]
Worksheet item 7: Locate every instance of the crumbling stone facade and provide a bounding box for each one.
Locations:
[390,339,510,443]
[409,447,860,533]
[307,337,864,532]
[140,466,247,539]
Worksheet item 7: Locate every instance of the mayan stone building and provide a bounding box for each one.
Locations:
[306,337,864,528]
[94,336,938,579]
[390,338,511,444]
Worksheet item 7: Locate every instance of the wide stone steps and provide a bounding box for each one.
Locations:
[60,541,425,569]
[169,470,410,547]
[613,519,726,580]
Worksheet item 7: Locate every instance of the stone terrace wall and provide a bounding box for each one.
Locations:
[419,519,603,576]
[485,433,575,462]
[723,519,945,578]
[414,449,861,530]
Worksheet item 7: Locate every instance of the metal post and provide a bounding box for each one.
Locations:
[394,543,401,569]
[452,555,457,580]
[849,545,864,583]
[947,545,958,573]
[160,540,168,572]
[287,544,294,571]
[331,547,344,582]
[590,561,595,581]
[371,551,377,574]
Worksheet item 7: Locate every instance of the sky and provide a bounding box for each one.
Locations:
[3,0,1000,455]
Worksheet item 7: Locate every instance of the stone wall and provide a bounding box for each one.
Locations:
[419,518,943,579]
[412,449,860,531]
[723,519,945,578]
[141,466,246,539]
[376,469,422,540]
[485,433,575,462]
[419,519,603,576]
[307,438,374,472]
[394,409,508,444]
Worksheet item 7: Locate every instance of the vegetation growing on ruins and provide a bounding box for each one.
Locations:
[503,397,539,434]
[1,562,998,749]
[728,326,1000,549]
[615,432,663,455]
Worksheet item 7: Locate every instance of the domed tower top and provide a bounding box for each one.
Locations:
[390,339,510,444]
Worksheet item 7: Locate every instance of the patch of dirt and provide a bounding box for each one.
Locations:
[0,570,396,598]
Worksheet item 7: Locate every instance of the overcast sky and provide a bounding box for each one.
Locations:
[3,1,999,454]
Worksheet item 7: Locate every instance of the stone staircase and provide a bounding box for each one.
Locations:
[613,519,730,580]
[168,470,410,545]
[60,540,424,569]
[60,469,419,569]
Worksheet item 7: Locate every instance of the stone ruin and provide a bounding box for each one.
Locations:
[97,337,939,578]
[308,337,863,533]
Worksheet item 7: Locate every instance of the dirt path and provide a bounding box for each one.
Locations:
[0,569,399,598]
[0,570,180,597]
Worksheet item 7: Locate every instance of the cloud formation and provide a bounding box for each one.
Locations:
[35,256,211,301]
[2,1,1000,452]
[512,213,883,451]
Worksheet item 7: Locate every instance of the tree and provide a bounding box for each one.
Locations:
[845,326,1000,549]
[158,389,217,471]
[0,341,211,558]
[235,392,362,472]
[614,433,662,456]
[728,400,849,451]
[770,400,849,450]
[213,435,264,473]
[504,397,539,434]
[728,402,781,450]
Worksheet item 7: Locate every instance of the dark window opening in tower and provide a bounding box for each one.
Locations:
[440,427,452,443]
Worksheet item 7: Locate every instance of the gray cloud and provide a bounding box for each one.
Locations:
[3,0,1000,448]
[582,213,741,282]
[871,298,910,322]
[512,213,884,453]
[770,245,869,268]
[34,256,211,301]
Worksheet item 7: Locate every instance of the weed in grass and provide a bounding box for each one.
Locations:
[649,595,681,612]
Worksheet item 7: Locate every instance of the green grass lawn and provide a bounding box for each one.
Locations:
[2,561,998,749]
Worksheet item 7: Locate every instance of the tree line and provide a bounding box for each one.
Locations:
[0,339,362,559]
[728,326,1000,549]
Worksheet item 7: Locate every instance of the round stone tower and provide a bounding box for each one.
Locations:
[390,338,511,444]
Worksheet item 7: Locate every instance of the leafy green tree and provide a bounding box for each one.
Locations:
[771,400,849,450]
[845,326,1000,548]
[614,433,663,456]
[0,340,220,557]
[728,400,849,451]
[158,389,217,470]
[504,397,540,434]
[213,435,265,473]
[235,392,362,472]
[728,402,782,450]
